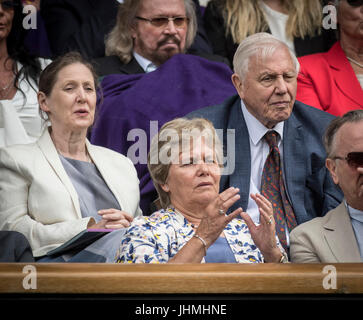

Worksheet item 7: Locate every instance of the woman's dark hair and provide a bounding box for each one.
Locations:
[6,0,42,98]
[38,51,99,96]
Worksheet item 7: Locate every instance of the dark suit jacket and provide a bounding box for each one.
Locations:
[93,56,145,77]
[41,0,119,59]
[203,0,337,65]
[187,95,343,224]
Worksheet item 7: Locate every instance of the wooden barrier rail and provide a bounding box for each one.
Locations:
[0,263,363,295]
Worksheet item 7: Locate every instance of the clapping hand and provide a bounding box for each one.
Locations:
[240,193,283,262]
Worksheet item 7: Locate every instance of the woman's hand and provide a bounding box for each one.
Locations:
[168,187,243,263]
[196,187,243,247]
[88,209,134,229]
[240,193,282,263]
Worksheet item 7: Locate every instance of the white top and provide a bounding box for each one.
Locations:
[259,0,295,55]
[0,58,51,148]
[133,51,157,73]
[356,74,363,89]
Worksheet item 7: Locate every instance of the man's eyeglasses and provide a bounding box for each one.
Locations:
[347,0,363,7]
[135,16,188,28]
[0,0,18,10]
[332,152,363,169]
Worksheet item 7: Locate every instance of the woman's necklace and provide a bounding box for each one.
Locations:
[347,56,363,69]
[0,73,15,99]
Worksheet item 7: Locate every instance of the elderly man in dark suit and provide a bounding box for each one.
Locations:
[187,32,343,251]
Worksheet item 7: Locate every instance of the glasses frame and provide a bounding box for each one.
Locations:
[332,152,363,169]
[135,16,189,28]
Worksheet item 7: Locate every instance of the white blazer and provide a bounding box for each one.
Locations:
[0,129,142,257]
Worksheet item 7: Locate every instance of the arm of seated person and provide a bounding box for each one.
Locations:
[167,236,207,263]
[289,228,321,263]
[116,222,213,264]
[0,148,92,255]
[115,218,171,263]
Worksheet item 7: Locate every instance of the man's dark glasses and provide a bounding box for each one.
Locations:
[135,16,188,28]
[347,0,363,7]
[333,152,363,169]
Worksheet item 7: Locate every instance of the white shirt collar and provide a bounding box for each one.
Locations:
[133,51,157,73]
[240,99,284,146]
[345,200,363,223]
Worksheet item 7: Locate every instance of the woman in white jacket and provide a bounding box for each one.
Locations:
[0,52,142,262]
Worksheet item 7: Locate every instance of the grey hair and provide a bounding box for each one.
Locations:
[324,110,363,158]
[147,117,223,209]
[105,0,197,64]
[232,32,300,81]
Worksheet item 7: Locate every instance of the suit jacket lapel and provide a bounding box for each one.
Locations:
[327,42,363,106]
[323,202,361,262]
[226,99,251,211]
[120,57,145,75]
[86,141,129,213]
[282,111,306,224]
[37,129,81,218]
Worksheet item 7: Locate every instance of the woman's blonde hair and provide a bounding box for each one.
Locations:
[105,0,197,64]
[221,0,323,44]
[147,118,223,209]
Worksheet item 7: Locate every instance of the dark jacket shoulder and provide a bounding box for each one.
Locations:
[92,56,144,77]
[187,95,240,125]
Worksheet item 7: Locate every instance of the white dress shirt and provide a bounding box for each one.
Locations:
[133,52,157,73]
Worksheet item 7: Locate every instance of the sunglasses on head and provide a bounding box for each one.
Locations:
[333,152,363,169]
[347,0,363,7]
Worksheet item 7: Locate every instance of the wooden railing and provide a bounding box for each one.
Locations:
[0,263,362,294]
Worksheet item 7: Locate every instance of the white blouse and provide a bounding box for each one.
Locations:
[0,58,51,148]
[356,74,363,89]
[259,1,296,55]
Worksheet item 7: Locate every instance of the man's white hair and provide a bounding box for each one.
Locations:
[232,32,300,81]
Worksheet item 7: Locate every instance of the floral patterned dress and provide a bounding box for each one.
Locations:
[115,208,284,263]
